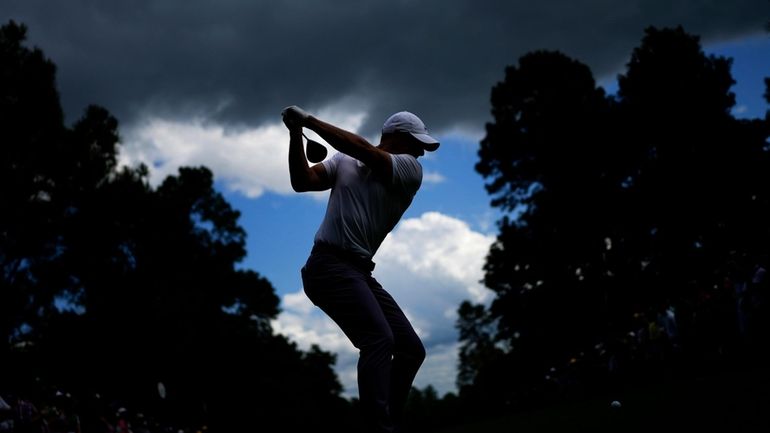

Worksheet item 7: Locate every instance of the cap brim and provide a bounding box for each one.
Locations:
[411,133,440,151]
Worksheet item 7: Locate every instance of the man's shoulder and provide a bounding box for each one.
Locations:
[390,153,422,191]
[390,153,420,169]
[391,153,421,170]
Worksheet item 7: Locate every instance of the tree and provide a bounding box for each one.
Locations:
[471,49,620,406]
[0,20,66,343]
[464,26,770,409]
[455,301,516,412]
[1,20,353,432]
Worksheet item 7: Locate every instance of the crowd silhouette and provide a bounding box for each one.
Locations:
[1,385,174,433]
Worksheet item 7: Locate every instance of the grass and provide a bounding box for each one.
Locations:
[438,366,770,433]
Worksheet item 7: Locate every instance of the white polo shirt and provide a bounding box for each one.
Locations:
[313,152,423,259]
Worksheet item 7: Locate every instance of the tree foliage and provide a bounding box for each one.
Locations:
[464,26,770,409]
[1,20,352,432]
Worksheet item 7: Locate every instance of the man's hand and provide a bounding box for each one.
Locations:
[282,105,310,129]
[285,105,331,192]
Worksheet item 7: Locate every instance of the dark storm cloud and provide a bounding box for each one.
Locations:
[3,0,769,135]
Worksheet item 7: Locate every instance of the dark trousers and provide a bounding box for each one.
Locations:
[302,243,426,433]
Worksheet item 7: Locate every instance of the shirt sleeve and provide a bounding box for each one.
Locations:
[321,152,344,180]
[390,154,422,194]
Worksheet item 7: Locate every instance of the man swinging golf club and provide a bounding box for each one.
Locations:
[282,105,439,433]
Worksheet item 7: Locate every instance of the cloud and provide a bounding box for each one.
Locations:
[118,104,364,196]
[422,171,447,185]
[117,103,446,197]
[4,0,768,138]
[272,211,495,397]
[120,116,290,197]
[272,293,355,355]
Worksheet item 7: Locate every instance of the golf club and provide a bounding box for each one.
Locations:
[303,132,328,163]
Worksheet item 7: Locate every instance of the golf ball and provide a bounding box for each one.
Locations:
[610,400,622,409]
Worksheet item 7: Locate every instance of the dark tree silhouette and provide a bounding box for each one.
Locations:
[0,20,66,342]
[1,20,354,433]
[455,301,510,413]
[463,26,770,411]
[471,49,620,407]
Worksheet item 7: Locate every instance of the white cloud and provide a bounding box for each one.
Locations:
[118,104,365,198]
[422,171,447,185]
[272,211,495,398]
[376,212,494,300]
[117,102,453,199]
[272,294,355,355]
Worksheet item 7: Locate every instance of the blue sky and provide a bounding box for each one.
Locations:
[709,36,770,119]
[3,0,769,399]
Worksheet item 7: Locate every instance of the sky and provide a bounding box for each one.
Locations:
[3,0,769,398]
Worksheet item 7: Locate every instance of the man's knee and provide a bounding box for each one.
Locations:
[405,338,426,364]
[415,339,426,363]
[363,330,395,356]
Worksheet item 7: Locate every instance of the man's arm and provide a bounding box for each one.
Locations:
[284,106,392,181]
[287,123,331,192]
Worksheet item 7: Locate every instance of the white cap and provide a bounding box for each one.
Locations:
[382,111,440,151]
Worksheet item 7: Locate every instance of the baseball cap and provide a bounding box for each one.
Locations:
[382,111,440,151]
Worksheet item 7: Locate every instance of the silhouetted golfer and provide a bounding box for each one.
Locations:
[282,105,439,433]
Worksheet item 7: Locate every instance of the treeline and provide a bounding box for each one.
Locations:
[396,25,770,433]
[0,20,356,433]
[452,25,770,424]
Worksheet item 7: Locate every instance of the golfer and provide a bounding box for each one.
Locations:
[282,105,439,433]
